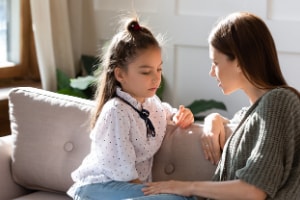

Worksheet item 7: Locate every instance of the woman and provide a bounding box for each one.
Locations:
[142,12,300,200]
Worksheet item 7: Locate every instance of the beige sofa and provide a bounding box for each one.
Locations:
[0,87,232,200]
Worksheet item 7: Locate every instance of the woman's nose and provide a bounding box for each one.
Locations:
[209,65,215,77]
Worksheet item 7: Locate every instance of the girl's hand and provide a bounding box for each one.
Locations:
[130,179,142,184]
[143,181,192,197]
[202,113,229,165]
[172,105,194,128]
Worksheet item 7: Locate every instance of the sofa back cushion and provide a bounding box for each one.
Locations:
[8,87,223,196]
[9,87,94,193]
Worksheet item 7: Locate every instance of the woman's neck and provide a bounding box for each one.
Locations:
[245,87,270,105]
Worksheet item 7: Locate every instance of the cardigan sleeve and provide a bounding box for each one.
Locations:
[235,88,300,198]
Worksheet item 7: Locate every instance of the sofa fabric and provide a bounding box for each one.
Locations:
[0,87,226,200]
[9,87,94,194]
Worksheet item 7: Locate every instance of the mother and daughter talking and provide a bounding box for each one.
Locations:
[67,11,300,200]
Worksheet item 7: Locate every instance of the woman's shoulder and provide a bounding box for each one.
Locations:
[263,87,299,103]
[259,87,300,116]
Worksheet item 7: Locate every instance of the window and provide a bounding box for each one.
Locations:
[0,0,39,82]
[0,0,20,66]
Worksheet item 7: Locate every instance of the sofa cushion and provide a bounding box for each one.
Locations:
[14,191,71,200]
[8,87,226,198]
[153,124,217,182]
[9,87,94,193]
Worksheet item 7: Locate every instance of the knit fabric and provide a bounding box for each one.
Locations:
[213,88,300,199]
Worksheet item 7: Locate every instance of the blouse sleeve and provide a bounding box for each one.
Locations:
[236,89,300,198]
[91,103,139,182]
[161,101,177,123]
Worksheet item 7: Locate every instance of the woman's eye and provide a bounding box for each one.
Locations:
[141,71,151,75]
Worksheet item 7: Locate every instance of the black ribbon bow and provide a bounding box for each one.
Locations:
[116,95,156,137]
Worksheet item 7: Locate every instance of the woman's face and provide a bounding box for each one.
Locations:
[209,46,244,95]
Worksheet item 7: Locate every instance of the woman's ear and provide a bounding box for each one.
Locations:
[236,62,242,73]
[114,67,124,83]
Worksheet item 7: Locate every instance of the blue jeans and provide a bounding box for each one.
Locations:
[74,181,197,200]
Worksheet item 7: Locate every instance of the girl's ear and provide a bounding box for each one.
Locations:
[114,67,124,82]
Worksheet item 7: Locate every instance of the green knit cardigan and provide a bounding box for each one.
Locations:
[213,88,300,199]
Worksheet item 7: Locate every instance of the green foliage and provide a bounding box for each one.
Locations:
[70,76,96,90]
[186,99,227,121]
[56,69,91,99]
[156,75,165,100]
[186,99,227,114]
[56,55,99,99]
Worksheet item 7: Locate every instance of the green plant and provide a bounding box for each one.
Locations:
[56,55,227,121]
[186,99,226,121]
[57,55,99,99]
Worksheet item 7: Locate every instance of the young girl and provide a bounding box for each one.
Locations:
[67,17,194,200]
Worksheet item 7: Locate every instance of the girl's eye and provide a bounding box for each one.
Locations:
[141,71,151,75]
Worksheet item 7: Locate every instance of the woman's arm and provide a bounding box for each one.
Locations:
[143,179,266,200]
[201,113,230,164]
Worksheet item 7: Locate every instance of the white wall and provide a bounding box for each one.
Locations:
[84,0,300,118]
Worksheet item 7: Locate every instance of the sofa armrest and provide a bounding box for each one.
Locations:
[153,123,217,182]
[0,135,31,199]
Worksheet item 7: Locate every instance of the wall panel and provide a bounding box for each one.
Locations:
[90,0,300,118]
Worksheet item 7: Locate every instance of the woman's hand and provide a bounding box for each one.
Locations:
[172,105,194,128]
[143,180,192,197]
[202,113,229,165]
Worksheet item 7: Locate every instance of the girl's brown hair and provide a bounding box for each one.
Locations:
[91,17,161,128]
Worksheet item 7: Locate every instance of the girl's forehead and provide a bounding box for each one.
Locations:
[131,47,162,63]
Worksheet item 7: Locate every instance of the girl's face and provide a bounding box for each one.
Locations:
[209,46,244,95]
[115,46,162,103]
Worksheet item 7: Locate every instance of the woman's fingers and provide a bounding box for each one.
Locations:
[201,131,221,165]
[143,181,191,196]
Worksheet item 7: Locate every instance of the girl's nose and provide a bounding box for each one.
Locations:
[153,73,161,83]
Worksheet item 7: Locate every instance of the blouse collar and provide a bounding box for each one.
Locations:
[116,87,152,110]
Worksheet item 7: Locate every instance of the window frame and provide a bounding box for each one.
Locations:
[0,0,39,81]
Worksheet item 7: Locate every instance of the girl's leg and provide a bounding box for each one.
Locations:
[74,181,144,200]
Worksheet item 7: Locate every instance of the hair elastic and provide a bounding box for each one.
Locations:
[129,21,142,31]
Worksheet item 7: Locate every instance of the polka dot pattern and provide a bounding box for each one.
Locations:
[70,88,176,190]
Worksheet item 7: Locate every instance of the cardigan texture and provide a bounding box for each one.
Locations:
[213,88,300,199]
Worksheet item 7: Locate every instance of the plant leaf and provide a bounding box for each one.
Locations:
[186,99,227,115]
[56,68,71,90]
[57,88,88,99]
[70,76,97,90]
[81,55,100,75]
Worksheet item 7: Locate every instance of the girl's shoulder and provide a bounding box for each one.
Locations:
[101,97,131,114]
